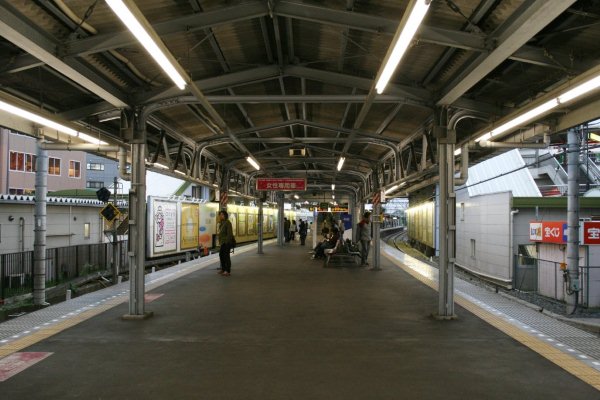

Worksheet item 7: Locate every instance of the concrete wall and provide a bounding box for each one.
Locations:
[0,202,106,254]
[456,191,512,283]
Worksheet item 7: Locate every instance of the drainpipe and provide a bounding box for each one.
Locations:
[19,217,25,252]
[566,129,580,314]
[509,209,519,287]
[454,144,469,186]
[33,136,49,306]
[478,134,549,149]
[118,146,131,181]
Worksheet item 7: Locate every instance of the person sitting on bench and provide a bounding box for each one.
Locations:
[312,226,340,259]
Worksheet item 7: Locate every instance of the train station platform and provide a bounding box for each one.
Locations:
[1,240,600,399]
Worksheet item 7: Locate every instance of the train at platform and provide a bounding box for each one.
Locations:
[145,197,295,259]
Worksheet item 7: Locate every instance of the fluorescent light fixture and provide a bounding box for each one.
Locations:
[153,162,169,169]
[454,148,462,156]
[175,170,186,175]
[337,156,345,171]
[106,0,186,90]
[558,75,600,103]
[0,100,107,145]
[590,132,600,142]
[294,194,299,200]
[331,184,335,190]
[375,0,431,94]
[384,182,406,195]
[332,195,335,199]
[474,72,600,143]
[385,185,399,195]
[246,156,260,170]
[475,99,558,142]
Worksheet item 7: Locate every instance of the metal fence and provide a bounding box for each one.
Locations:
[514,255,600,308]
[0,241,128,300]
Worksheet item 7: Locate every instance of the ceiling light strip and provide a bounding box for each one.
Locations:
[106,0,186,90]
[0,100,107,145]
[375,0,431,94]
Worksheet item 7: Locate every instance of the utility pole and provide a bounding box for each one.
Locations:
[112,176,120,284]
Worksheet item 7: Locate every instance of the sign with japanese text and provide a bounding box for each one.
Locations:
[529,221,567,243]
[256,178,307,191]
[582,221,600,245]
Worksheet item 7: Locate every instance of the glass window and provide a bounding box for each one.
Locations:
[86,163,104,171]
[470,239,476,258]
[49,158,61,175]
[84,223,91,239]
[26,154,37,172]
[9,151,25,171]
[86,181,104,189]
[69,160,81,178]
[9,188,24,195]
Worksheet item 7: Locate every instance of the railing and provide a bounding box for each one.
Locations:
[537,183,600,196]
[514,255,600,308]
[0,241,128,301]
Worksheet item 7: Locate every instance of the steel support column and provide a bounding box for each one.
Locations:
[33,136,49,306]
[566,128,580,313]
[124,112,152,320]
[258,199,264,254]
[436,107,456,319]
[277,193,285,247]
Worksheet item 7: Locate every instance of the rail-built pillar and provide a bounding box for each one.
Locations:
[435,107,456,319]
[33,135,49,306]
[257,198,264,254]
[277,192,285,246]
[372,171,382,271]
[566,128,580,313]
[123,111,152,320]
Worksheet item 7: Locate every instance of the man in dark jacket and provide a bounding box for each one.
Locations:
[218,210,234,276]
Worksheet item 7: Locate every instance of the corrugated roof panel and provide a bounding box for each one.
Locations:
[465,149,541,197]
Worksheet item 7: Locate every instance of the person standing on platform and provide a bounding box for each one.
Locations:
[299,219,307,245]
[218,210,234,277]
[291,220,297,241]
[284,217,291,242]
[357,212,371,267]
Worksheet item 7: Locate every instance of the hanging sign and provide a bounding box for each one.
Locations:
[529,221,567,243]
[256,178,307,191]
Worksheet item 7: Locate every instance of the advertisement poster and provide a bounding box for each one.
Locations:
[180,203,199,250]
[248,213,257,235]
[529,221,567,243]
[199,203,218,249]
[238,213,247,236]
[153,200,177,254]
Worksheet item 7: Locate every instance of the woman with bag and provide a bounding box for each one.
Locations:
[218,210,234,277]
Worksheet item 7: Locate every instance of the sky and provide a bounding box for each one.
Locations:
[118,171,184,197]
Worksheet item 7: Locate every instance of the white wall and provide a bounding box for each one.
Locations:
[456,191,512,283]
[0,202,106,253]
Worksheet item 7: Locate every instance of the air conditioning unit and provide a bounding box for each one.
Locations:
[289,148,306,157]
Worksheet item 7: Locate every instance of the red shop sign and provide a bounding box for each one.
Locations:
[582,221,600,245]
[256,178,307,191]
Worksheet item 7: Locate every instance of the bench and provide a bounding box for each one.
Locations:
[323,239,361,268]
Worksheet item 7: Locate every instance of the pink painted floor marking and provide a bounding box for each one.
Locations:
[144,293,164,303]
[0,352,53,382]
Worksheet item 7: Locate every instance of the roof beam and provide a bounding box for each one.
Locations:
[437,0,577,106]
[0,2,128,108]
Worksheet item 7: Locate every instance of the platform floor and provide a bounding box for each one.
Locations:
[1,241,599,399]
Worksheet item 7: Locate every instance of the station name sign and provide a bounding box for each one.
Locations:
[256,178,306,191]
[529,221,600,245]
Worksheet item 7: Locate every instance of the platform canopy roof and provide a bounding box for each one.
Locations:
[1,0,600,203]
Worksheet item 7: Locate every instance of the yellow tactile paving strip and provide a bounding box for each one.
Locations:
[0,253,226,360]
[383,251,600,392]
[0,296,127,359]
